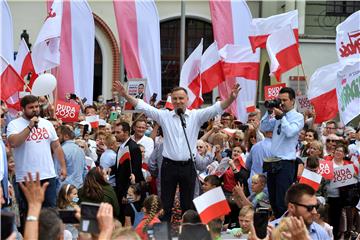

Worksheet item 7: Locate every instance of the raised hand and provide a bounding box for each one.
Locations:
[230,83,241,100]
[19,172,48,208]
[113,81,127,97]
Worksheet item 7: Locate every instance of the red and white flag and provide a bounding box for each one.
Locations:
[46,0,95,103]
[14,39,38,89]
[114,0,161,102]
[219,44,260,81]
[200,42,225,94]
[0,57,25,101]
[85,115,99,129]
[180,40,203,109]
[307,62,341,123]
[249,10,298,53]
[32,0,63,74]
[117,146,131,167]
[0,0,14,64]
[164,95,174,110]
[299,169,322,191]
[193,187,231,224]
[266,25,302,81]
[210,0,260,123]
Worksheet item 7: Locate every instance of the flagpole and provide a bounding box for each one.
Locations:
[300,63,308,90]
[179,0,186,69]
[297,66,300,92]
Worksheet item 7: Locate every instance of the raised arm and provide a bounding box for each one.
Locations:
[113,81,139,107]
[220,83,241,110]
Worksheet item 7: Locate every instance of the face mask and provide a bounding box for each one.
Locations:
[145,129,152,137]
[41,103,49,110]
[221,151,228,158]
[72,197,79,203]
[127,195,134,203]
[74,127,81,138]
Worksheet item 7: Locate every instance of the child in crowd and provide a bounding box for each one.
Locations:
[135,195,163,240]
[202,175,221,193]
[57,184,80,239]
[228,205,254,238]
[314,202,334,240]
[124,184,144,228]
[208,218,224,240]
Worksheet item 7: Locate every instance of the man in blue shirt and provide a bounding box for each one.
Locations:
[56,125,86,190]
[260,87,304,218]
[270,184,330,240]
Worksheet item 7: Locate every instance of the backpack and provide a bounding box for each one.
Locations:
[130,203,144,228]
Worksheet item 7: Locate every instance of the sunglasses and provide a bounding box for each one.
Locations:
[326,139,339,143]
[290,201,319,212]
[196,146,204,149]
[234,138,243,141]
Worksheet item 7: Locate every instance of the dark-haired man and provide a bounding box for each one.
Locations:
[270,184,330,240]
[113,81,240,221]
[260,87,304,218]
[7,95,67,227]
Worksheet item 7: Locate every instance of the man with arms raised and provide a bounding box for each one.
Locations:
[114,81,240,221]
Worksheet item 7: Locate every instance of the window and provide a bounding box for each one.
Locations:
[326,1,360,16]
[160,18,213,103]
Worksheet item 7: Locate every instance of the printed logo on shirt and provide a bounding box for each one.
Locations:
[26,128,50,142]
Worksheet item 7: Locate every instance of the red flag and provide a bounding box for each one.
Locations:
[85,115,99,129]
[180,39,203,109]
[117,146,131,166]
[14,39,38,89]
[200,42,225,94]
[164,95,174,110]
[299,169,322,191]
[266,26,302,81]
[193,187,231,224]
[0,57,25,101]
[249,10,298,53]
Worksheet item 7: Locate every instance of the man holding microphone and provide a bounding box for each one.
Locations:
[113,81,240,221]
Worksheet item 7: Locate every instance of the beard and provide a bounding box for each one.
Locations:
[24,110,39,120]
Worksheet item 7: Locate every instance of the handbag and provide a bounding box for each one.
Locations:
[339,182,360,207]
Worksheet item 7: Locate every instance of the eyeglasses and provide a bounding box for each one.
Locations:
[290,202,319,212]
[234,138,243,141]
[326,139,338,143]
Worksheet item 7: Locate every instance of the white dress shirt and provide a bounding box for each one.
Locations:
[131,135,154,164]
[135,100,224,161]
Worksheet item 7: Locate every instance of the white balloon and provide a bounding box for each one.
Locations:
[31,73,57,96]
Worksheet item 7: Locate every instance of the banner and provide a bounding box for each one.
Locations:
[336,62,360,124]
[336,11,360,64]
[296,95,312,113]
[55,101,80,122]
[264,83,286,100]
[330,164,357,188]
[317,160,334,180]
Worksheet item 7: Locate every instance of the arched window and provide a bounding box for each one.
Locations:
[160,17,213,103]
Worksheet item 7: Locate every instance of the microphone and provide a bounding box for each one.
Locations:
[33,113,39,129]
[176,108,186,128]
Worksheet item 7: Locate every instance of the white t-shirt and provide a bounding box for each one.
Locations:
[132,135,154,164]
[7,117,58,182]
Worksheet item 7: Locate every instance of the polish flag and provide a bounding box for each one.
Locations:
[85,115,99,129]
[219,44,260,81]
[46,0,95,103]
[245,102,256,113]
[210,0,260,123]
[307,62,341,123]
[32,0,63,74]
[0,0,14,64]
[0,57,25,101]
[14,39,38,89]
[164,95,174,110]
[200,42,225,94]
[266,25,302,81]
[114,0,161,102]
[299,169,322,191]
[180,40,203,109]
[249,10,298,53]
[193,187,231,224]
[117,146,131,167]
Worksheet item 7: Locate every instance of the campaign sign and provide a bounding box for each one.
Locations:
[317,160,334,180]
[55,101,80,122]
[296,95,312,113]
[330,164,357,188]
[264,83,286,100]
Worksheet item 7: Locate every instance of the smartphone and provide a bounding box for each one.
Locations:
[1,212,15,239]
[80,202,100,234]
[150,93,158,102]
[153,222,171,240]
[109,111,118,121]
[253,208,270,239]
[59,209,79,224]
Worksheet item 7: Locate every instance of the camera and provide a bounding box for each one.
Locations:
[264,98,281,109]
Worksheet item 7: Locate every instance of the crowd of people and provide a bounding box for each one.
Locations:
[0,83,359,240]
